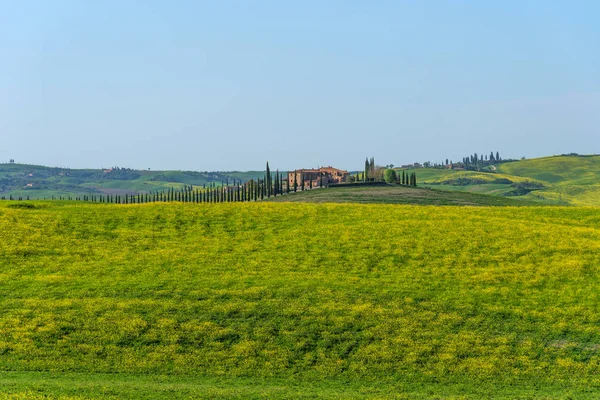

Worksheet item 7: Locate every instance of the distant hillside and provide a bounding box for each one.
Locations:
[497,154,600,184]
[498,155,600,206]
[414,155,600,206]
[0,163,266,199]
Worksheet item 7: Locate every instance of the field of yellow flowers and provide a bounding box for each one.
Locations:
[1,201,600,398]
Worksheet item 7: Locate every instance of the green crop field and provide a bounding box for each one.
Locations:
[1,201,600,398]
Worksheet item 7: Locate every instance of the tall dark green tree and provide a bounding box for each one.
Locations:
[266,162,271,196]
[370,157,375,180]
[293,171,298,192]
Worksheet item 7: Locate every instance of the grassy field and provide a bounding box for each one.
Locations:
[267,184,540,206]
[1,201,600,398]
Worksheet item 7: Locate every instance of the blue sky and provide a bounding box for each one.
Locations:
[1,1,598,171]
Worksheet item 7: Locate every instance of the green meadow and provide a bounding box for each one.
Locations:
[1,201,600,398]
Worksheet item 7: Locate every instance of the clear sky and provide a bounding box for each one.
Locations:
[1,1,598,171]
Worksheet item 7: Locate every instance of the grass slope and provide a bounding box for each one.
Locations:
[1,202,600,398]
[498,155,600,184]
[498,155,600,206]
[267,184,539,206]
[412,155,600,206]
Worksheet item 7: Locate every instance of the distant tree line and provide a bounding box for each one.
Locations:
[422,151,512,170]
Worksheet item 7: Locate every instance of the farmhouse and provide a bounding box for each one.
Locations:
[401,163,423,169]
[288,166,349,188]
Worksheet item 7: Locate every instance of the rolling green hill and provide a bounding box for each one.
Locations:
[498,156,600,206]
[498,155,600,184]
[413,154,600,206]
[1,202,600,398]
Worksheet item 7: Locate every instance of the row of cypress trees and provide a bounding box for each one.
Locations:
[403,171,417,186]
[45,162,296,204]
[352,169,417,186]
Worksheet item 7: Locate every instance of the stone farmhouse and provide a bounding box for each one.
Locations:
[288,166,349,188]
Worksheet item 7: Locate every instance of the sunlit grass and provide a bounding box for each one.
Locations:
[1,201,600,397]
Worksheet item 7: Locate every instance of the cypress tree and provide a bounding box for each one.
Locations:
[266,162,271,196]
[370,157,375,179]
[364,158,369,182]
[301,172,305,191]
[279,173,282,195]
[260,179,264,200]
[293,171,298,192]
[264,174,269,198]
